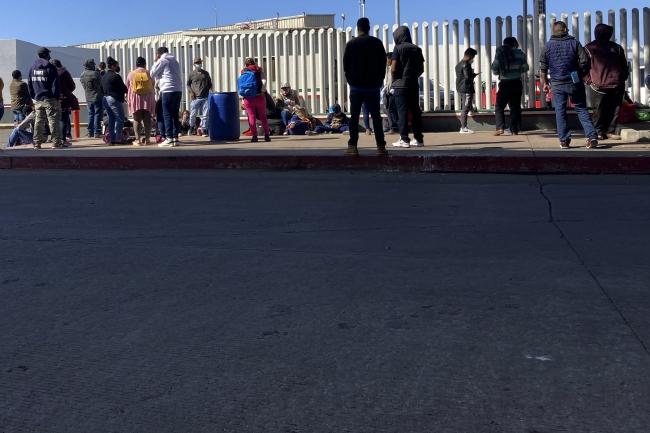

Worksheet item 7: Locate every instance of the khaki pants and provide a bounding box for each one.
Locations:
[132,109,152,141]
[34,98,62,145]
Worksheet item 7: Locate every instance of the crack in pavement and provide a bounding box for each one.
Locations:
[535,174,650,358]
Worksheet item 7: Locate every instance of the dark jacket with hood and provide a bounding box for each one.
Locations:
[455,59,476,94]
[343,33,387,89]
[391,26,425,89]
[28,58,60,101]
[540,32,590,83]
[80,59,103,102]
[57,67,77,111]
[584,24,629,89]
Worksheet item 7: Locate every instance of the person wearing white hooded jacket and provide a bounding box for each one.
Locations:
[150,47,183,146]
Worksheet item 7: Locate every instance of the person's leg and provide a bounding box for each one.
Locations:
[599,89,621,137]
[386,94,399,132]
[551,84,570,142]
[171,92,182,139]
[255,95,270,135]
[114,102,125,142]
[133,110,143,141]
[362,102,370,130]
[161,92,174,139]
[347,90,362,146]
[7,129,20,147]
[394,89,409,141]
[607,89,625,134]
[243,98,258,136]
[200,98,209,130]
[59,110,69,141]
[365,91,385,146]
[47,99,63,145]
[143,110,152,142]
[314,126,330,134]
[17,130,33,145]
[33,102,46,145]
[460,93,471,128]
[13,110,25,124]
[281,110,292,126]
[104,97,117,142]
[87,102,95,137]
[509,80,523,133]
[494,81,508,131]
[156,101,166,139]
[570,82,597,140]
[189,99,199,130]
[406,88,423,143]
[591,90,606,136]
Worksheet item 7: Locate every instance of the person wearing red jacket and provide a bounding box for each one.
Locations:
[584,24,629,141]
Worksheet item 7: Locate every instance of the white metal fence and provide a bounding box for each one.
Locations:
[79,7,650,114]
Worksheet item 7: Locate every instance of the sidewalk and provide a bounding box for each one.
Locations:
[1,130,650,173]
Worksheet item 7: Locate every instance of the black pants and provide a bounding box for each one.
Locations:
[459,93,473,128]
[494,79,523,132]
[385,93,399,132]
[348,89,385,146]
[592,87,624,136]
[394,88,423,142]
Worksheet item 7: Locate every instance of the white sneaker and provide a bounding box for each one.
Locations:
[409,139,424,147]
[459,127,475,134]
[503,128,513,135]
[342,131,350,135]
[173,137,180,147]
[305,130,318,136]
[392,139,410,148]
[158,138,174,147]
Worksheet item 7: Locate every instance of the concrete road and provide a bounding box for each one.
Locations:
[1,171,649,432]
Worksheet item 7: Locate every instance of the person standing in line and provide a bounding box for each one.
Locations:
[0,76,4,121]
[150,47,183,147]
[101,57,128,145]
[491,37,529,136]
[383,52,399,135]
[187,57,212,137]
[51,60,76,144]
[98,62,106,77]
[80,59,104,138]
[28,47,63,149]
[10,70,32,125]
[584,24,629,141]
[540,21,597,149]
[127,57,156,146]
[239,57,271,143]
[455,48,478,134]
[391,25,425,148]
[342,17,388,156]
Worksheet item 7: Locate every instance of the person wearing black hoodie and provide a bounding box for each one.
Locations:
[584,24,629,141]
[391,25,425,148]
[80,59,104,138]
[342,17,388,156]
[28,47,63,149]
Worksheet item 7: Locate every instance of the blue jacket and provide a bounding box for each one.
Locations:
[28,59,60,101]
[540,33,590,84]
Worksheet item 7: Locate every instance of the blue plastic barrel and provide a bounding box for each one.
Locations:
[208,92,240,141]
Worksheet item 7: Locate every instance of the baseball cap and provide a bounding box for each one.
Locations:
[281,82,291,88]
[194,57,202,64]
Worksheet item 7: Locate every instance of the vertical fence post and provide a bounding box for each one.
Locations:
[282,31,289,86]
[317,29,326,113]
[291,31,299,97]
[230,35,238,93]
[464,19,471,50]
[595,10,603,25]
[485,17,493,109]
[584,12,592,45]
[539,14,548,108]
[506,16,513,38]
[433,22,441,111]
[474,18,482,110]
[572,13,580,42]
[550,13,556,28]
[336,29,344,109]
[608,10,616,41]
[215,36,223,92]
[383,24,390,54]
[265,33,272,95]
[452,20,460,110]
[412,22,419,46]
[620,9,627,58]
[632,8,641,102]
[526,15,535,108]
[309,30,317,114]
[300,30,309,111]
[274,32,281,98]
[518,16,524,105]
[327,29,335,108]
[443,21,451,110]
[644,8,650,103]
[73,110,80,139]
[422,22,431,112]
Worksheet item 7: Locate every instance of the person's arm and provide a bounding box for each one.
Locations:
[51,68,60,100]
[343,41,351,76]
[576,42,590,77]
[540,47,550,93]
[324,113,333,127]
[491,52,500,76]
[67,72,76,92]
[17,113,34,130]
[207,72,212,92]
[390,47,399,81]
[187,73,195,99]
[520,51,530,74]
[119,75,128,96]
[149,58,163,78]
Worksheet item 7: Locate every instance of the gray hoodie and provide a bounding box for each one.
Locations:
[80,59,103,102]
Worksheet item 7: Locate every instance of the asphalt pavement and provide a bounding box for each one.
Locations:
[1,171,649,432]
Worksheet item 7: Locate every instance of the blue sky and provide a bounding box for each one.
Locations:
[1,0,647,46]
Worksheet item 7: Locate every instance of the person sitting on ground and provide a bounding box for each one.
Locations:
[6,106,35,147]
[276,82,301,126]
[10,70,32,126]
[179,110,191,135]
[306,104,350,135]
[455,48,479,134]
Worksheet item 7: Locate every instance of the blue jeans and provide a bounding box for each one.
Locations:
[7,129,33,147]
[190,97,209,129]
[314,125,349,134]
[87,100,103,136]
[156,100,166,138]
[102,96,125,142]
[13,109,25,123]
[551,81,597,142]
[348,89,385,146]
[281,110,293,126]
[161,92,182,139]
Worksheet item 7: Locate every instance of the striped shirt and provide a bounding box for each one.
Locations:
[491,48,529,80]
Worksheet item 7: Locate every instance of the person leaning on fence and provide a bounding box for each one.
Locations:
[28,47,63,149]
[584,24,629,141]
[491,37,528,136]
[187,57,212,137]
[342,17,388,156]
[540,21,598,149]
[80,59,104,138]
[239,57,271,143]
[456,48,478,134]
[10,70,32,125]
[127,56,156,145]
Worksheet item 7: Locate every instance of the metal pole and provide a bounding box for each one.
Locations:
[522,0,527,65]
[632,8,640,102]
[395,0,400,27]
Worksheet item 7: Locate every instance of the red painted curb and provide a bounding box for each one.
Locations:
[4,155,650,173]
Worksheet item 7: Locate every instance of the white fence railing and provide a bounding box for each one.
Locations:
[81,7,650,114]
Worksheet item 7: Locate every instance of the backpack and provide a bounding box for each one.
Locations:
[132,71,152,95]
[238,70,258,97]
